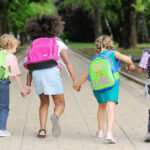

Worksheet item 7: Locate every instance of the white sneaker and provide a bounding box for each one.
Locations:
[106,132,117,144]
[0,130,11,137]
[96,130,104,138]
[144,132,150,142]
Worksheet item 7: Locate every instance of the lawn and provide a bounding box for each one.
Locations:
[67,42,150,80]
[67,42,150,58]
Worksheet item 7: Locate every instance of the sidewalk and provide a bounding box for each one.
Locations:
[1,50,150,150]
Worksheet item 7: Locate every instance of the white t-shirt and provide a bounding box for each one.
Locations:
[55,37,68,71]
[55,37,68,56]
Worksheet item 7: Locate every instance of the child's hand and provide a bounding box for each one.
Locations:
[26,86,31,94]
[73,82,81,92]
[126,64,135,73]
[21,87,29,97]
[75,84,81,91]
[72,80,77,89]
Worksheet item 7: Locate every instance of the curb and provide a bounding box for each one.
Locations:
[69,49,145,87]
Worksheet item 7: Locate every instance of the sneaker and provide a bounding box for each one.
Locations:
[0,130,11,137]
[106,132,117,144]
[96,130,104,138]
[50,114,61,137]
[144,132,150,142]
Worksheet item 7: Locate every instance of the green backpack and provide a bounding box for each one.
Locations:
[0,51,10,81]
[88,50,120,92]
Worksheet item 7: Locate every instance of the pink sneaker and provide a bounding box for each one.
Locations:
[96,130,104,138]
[106,133,117,144]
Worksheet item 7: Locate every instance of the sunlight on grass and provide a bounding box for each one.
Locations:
[67,42,150,58]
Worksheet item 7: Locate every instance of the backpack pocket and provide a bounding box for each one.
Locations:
[89,58,115,92]
[0,66,5,81]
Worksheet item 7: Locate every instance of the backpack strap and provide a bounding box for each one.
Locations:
[99,50,117,73]
[104,50,120,72]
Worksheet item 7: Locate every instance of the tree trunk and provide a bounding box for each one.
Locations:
[130,0,137,49]
[20,32,28,45]
[118,10,124,48]
[2,5,9,34]
[137,12,148,43]
[93,0,102,39]
[13,26,18,38]
[122,0,131,49]
[122,0,137,49]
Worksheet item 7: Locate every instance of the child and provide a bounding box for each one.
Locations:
[135,48,150,142]
[25,14,77,138]
[0,34,29,137]
[74,35,135,144]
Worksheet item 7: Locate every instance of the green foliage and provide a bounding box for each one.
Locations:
[8,0,30,33]
[58,0,101,16]
[7,0,57,34]
[29,0,57,16]
[0,0,9,5]
[136,0,150,12]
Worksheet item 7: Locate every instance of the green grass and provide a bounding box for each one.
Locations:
[67,42,149,80]
[67,42,119,50]
[67,42,95,50]
[67,42,150,58]
[118,49,142,58]
[138,43,150,48]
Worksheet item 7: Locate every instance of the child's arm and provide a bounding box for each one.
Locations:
[75,70,89,91]
[61,49,77,86]
[26,71,32,87]
[14,75,28,97]
[135,67,144,74]
[115,51,135,72]
[8,54,29,97]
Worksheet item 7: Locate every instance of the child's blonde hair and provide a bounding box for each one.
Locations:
[95,35,115,53]
[0,34,20,50]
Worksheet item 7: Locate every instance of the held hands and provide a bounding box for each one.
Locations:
[73,80,81,92]
[21,86,31,97]
[126,64,135,73]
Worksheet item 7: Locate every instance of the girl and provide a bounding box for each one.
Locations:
[0,34,29,137]
[25,14,77,138]
[74,35,135,144]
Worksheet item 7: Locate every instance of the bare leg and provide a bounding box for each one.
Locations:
[97,103,106,131]
[52,94,65,117]
[50,94,65,137]
[106,101,116,133]
[39,94,49,136]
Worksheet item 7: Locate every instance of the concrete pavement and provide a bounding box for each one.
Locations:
[0,50,150,150]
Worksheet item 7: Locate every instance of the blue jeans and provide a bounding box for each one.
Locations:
[0,78,10,130]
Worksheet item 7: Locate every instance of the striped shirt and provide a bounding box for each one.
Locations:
[139,52,150,69]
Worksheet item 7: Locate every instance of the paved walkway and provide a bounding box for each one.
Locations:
[1,50,150,150]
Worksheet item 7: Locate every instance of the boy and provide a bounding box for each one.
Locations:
[136,48,150,142]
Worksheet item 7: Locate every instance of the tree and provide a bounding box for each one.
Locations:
[7,0,56,44]
[0,0,12,35]
[58,0,103,39]
[136,0,150,43]
[121,0,137,49]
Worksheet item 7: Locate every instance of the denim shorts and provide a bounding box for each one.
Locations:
[32,67,64,95]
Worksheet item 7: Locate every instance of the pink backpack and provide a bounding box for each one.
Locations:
[23,37,61,70]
